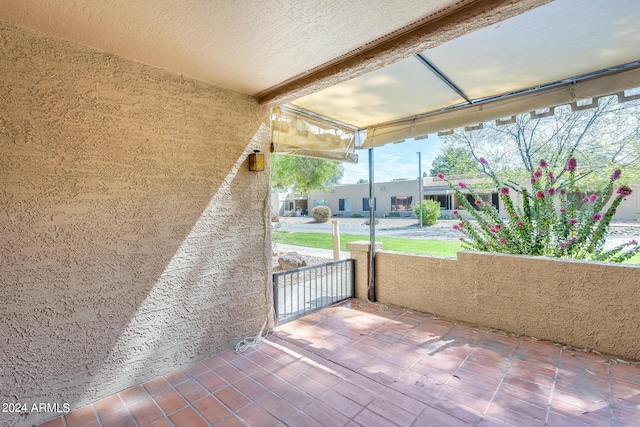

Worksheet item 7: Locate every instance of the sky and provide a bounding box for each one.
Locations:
[340,134,442,184]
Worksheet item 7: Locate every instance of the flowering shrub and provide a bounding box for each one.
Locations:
[438,158,640,262]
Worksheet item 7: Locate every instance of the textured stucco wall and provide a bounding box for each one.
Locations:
[0,22,271,427]
[349,243,640,360]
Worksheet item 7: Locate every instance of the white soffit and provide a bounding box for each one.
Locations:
[290,57,467,127]
[288,0,640,136]
[0,0,463,95]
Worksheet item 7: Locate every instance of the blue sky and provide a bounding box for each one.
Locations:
[341,134,442,184]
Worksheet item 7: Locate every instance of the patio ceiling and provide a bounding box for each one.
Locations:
[289,0,640,148]
[2,1,640,152]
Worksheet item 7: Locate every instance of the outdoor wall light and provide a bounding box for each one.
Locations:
[248,150,265,172]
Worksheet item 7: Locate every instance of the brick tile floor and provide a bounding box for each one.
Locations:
[37,299,640,427]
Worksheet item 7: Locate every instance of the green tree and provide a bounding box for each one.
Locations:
[439,94,640,189]
[271,154,344,194]
[429,146,478,177]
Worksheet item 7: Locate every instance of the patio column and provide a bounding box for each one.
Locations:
[346,241,383,301]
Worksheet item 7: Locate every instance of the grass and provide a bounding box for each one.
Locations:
[273,231,463,257]
[273,231,640,264]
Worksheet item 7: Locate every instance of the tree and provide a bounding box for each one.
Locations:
[271,154,344,194]
[357,179,368,184]
[438,93,640,189]
[429,146,478,177]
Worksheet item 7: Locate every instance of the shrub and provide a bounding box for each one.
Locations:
[351,213,364,218]
[311,206,332,223]
[413,199,440,226]
[439,158,640,262]
[388,212,400,218]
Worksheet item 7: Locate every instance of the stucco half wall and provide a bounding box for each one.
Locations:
[348,242,640,361]
[0,22,271,427]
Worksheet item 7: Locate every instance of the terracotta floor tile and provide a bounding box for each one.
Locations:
[353,408,398,427]
[153,388,187,415]
[427,396,484,426]
[33,301,640,427]
[256,392,298,419]
[98,408,137,427]
[214,385,251,411]
[418,406,475,427]
[142,377,172,396]
[302,400,351,427]
[367,396,417,427]
[175,378,208,402]
[64,404,97,427]
[233,376,270,400]
[192,395,231,424]
[184,361,210,377]
[318,388,364,418]
[128,398,164,427]
[168,406,208,427]
[93,394,125,418]
[491,391,547,421]
[164,369,190,386]
[195,370,228,393]
[284,410,325,427]
[236,403,280,427]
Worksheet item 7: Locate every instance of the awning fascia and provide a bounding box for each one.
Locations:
[362,63,640,148]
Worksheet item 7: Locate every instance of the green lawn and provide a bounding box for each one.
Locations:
[273,231,640,264]
[273,231,462,257]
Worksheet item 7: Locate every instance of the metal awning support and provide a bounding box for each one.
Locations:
[368,147,376,302]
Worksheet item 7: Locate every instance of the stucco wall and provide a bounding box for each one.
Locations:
[349,243,640,360]
[0,22,271,427]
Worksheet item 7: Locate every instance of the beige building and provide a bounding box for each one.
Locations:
[274,176,640,220]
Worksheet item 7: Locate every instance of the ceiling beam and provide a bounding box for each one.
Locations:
[255,0,551,107]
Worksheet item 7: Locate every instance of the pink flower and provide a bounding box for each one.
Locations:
[453,210,459,215]
[517,221,525,227]
[534,169,543,179]
[561,242,568,249]
[536,191,545,199]
[500,187,509,195]
[458,222,464,229]
[567,158,577,171]
[490,226,497,233]
[475,200,482,206]
[484,201,490,206]
[530,178,537,185]
[617,185,633,197]
[479,157,488,165]
[539,159,548,168]
[548,188,556,195]
[560,189,566,195]
[588,194,597,202]
[499,238,506,245]
[549,172,556,182]
[437,173,445,179]
[560,208,567,213]
[459,182,467,189]
[459,237,465,242]
[453,224,461,230]
[569,218,577,225]
[582,197,589,203]
[495,224,502,231]
[610,169,621,180]
[630,240,638,246]
[592,213,602,221]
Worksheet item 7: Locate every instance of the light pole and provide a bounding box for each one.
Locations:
[417,152,423,227]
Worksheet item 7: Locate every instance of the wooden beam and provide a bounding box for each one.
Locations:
[256,0,551,107]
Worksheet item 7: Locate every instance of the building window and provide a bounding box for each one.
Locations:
[391,196,413,211]
[314,199,328,207]
[362,197,377,211]
[426,194,452,210]
[465,193,499,211]
[338,198,351,212]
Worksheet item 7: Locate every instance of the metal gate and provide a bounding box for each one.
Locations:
[272,259,355,325]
